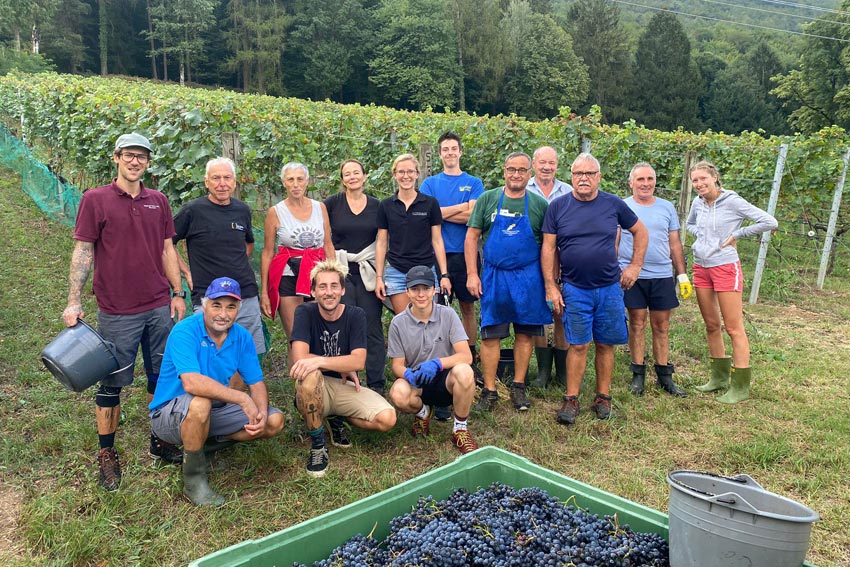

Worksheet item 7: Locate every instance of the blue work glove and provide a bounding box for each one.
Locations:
[404,367,426,388]
[417,358,443,382]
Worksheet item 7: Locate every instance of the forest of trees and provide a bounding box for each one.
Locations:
[0,0,848,135]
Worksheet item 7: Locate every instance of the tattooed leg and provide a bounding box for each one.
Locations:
[295,370,324,430]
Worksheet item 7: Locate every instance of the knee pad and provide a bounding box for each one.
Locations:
[146,373,158,395]
[96,385,122,408]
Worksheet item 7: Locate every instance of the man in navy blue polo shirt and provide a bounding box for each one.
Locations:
[150,277,284,506]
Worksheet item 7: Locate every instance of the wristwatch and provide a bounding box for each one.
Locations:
[440,273,450,279]
[173,290,186,298]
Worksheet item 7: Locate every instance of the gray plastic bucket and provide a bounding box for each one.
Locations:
[667,470,819,567]
[41,320,119,392]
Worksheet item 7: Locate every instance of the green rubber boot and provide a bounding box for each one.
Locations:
[531,347,553,389]
[717,366,751,404]
[183,450,225,506]
[696,357,731,392]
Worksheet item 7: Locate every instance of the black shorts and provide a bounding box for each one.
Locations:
[480,322,544,340]
[623,277,679,311]
[446,252,479,304]
[420,369,454,408]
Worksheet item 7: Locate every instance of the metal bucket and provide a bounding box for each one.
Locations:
[667,470,819,567]
[41,320,119,392]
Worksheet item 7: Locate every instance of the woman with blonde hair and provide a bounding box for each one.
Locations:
[686,161,777,403]
[375,153,451,314]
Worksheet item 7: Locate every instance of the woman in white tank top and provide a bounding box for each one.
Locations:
[260,162,334,346]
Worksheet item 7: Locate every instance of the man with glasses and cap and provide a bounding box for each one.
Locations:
[62,133,187,491]
[149,277,284,506]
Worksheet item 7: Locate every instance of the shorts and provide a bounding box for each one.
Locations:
[419,369,454,408]
[623,277,679,311]
[693,262,744,292]
[98,304,173,388]
[149,393,283,446]
[561,281,628,345]
[480,322,544,340]
[277,275,299,297]
[320,375,394,421]
[194,295,265,355]
[384,263,437,297]
[447,252,479,304]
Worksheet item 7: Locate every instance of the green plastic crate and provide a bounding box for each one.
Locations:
[190,446,818,567]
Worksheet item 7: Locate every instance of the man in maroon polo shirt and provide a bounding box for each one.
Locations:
[62,132,186,491]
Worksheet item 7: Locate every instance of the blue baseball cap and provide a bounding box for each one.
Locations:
[205,277,241,300]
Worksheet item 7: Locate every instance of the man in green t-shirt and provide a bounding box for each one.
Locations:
[463,152,551,413]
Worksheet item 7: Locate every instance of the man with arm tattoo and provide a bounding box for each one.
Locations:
[62,133,187,491]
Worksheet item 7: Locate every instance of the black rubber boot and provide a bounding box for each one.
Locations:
[654,363,687,397]
[183,450,224,506]
[532,347,553,389]
[553,348,567,388]
[629,362,646,396]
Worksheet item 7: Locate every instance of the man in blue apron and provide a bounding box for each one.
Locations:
[541,153,649,425]
[464,152,552,412]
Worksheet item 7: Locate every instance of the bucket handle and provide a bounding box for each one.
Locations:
[706,490,761,514]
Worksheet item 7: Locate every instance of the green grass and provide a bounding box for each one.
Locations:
[1,169,849,566]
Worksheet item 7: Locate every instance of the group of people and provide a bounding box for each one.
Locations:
[61,131,777,506]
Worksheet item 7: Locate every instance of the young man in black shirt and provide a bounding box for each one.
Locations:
[290,260,396,477]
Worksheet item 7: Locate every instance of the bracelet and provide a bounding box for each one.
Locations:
[376,275,383,280]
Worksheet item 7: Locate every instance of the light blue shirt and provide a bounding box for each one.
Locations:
[149,313,262,410]
[526,177,573,203]
[618,196,680,279]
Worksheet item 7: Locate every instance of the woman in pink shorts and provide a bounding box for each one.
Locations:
[686,161,777,403]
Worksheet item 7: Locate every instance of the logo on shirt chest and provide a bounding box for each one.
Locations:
[411,211,428,217]
[231,222,246,232]
[143,204,160,210]
[459,186,472,192]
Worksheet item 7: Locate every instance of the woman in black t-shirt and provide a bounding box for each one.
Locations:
[324,159,388,395]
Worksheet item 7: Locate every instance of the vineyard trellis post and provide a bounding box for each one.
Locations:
[816,147,850,289]
[678,150,697,246]
[222,132,241,199]
[749,143,787,305]
[580,136,591,154]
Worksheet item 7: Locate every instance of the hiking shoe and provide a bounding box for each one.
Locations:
[475,388,498,412]
[150,433,183,464]
[510,382,531,411]
[556,395,579,425]
[451,429,479,455]
[411,406,432,437]
[591,393,612,420]
[434,406,452,421]
[328,416,352,449]
[306,446,329,478]
[97,447,121,491]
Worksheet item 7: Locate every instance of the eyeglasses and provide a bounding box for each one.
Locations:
[572,171,599,178]
[505,167,530,175]
[209,175,235,183]
[118,152,150,164]
[395,170,417,176]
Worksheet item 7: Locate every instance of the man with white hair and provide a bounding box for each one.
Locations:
[172,157,265,359]
[542,153,648,424]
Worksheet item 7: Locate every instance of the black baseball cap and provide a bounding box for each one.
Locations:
[406,266,435,288]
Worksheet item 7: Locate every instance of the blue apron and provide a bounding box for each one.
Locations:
[480,191,552,328]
